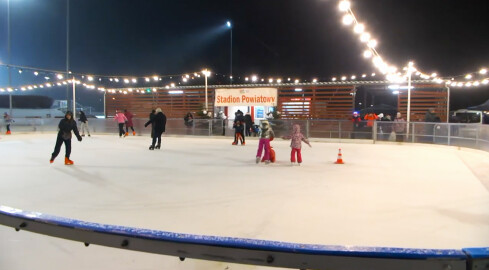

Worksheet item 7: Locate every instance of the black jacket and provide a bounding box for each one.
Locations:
[145,112,166,133]
[79,112,88,123]
[58,118,82,140]
[244,114,252,128]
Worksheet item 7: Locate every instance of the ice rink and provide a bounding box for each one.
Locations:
[1,133,488,270]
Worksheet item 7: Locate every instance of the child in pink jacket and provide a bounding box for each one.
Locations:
[283,124,311,166]
[114,110,128,138]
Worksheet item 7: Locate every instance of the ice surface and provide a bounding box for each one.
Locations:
[0,133,488,270]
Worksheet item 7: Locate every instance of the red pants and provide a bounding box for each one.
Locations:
[291,148,302,163]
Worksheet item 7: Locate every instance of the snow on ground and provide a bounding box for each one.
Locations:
[0,133,488,270]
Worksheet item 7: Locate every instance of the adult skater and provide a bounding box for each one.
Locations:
[50,111,82,165]
[78,110,91,137]
[3,112,13,135]
[124,109,136,136]
[114,110,128,138]
[282,124,311,166]
[144,107,166,150]
[256,120,275,164]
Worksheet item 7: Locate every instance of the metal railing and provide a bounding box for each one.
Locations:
[2,118,489,152]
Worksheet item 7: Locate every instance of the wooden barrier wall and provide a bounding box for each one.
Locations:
[106,89,214,119]
[106,85,447,121]
[398,87,448,122]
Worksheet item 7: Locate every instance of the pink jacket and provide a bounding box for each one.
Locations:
[114,113,128,124]
[285,124,310,149]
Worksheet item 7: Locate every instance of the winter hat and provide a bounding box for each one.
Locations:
[378,113,384,118]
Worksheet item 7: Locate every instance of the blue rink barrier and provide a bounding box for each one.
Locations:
[1,206,487,270]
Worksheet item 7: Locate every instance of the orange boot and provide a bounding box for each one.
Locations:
[132,131,136,136]
[65,157,74,165]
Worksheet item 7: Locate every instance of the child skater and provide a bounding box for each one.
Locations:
[232,120,245,145]
[50,111,83,165]
[283,124,311,166]
[256,120,275,164]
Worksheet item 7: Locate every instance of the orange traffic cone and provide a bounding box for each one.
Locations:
[335,148,344,164]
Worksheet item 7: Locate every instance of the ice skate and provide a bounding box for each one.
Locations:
[241,142,245,146]
[149,145,155,150]
[64,157,74,165]
[133,131,136,136]
[82,134,85,137]
[124,132,128,137]
[256,156,260,164]
[88,134,91,137]
[6,130,11,135]
[50,157,55,164]
[155,144,161,149]
[265,160,271,165]
[232,142,238,145]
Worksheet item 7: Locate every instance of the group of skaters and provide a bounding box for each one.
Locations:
[230,110,312,165]
[351,108,441,142]
[114,109,136,137]
[113,108,168,150]
[231,110,261,145]
[351,110,408,141]
[48,107,167,165]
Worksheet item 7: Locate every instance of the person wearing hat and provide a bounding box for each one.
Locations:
[50,111,82,165]
[145,108,166,150]
[3,112,13,135]
[351,111,362,139]
[256,120,275,164]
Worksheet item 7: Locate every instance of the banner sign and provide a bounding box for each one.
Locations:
[215,88,278,106]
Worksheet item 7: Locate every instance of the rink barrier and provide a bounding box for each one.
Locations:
[3,118,489,153]
[1,206,487,270]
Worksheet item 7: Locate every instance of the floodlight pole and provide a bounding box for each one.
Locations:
[7,0,12,116]
[446,86,450,123]
[72,77,76,116]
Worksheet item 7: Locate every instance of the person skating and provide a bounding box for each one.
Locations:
[50,111,82,165]
[244,112,253,136]
[78,111,91,137]
[3,112,13,135]
[256,120,275,164]
[124,109,136,136]
[282,124,311,166]
[144,108,166,150]
[232,120,245,145]
[114,110,128,138]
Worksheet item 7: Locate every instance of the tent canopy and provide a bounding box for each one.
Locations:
[468,99,489,111]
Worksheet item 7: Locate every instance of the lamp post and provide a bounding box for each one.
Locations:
[226,21,232,85]
[406,62,414,139]
[202,69,211,113]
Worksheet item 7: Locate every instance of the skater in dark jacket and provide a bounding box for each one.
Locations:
[50,111,82,165]
[145,108,166,150]
[78,111,91,137]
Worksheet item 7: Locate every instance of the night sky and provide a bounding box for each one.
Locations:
[0,0,488,110]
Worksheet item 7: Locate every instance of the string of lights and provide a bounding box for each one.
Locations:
[338,0,489,89]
